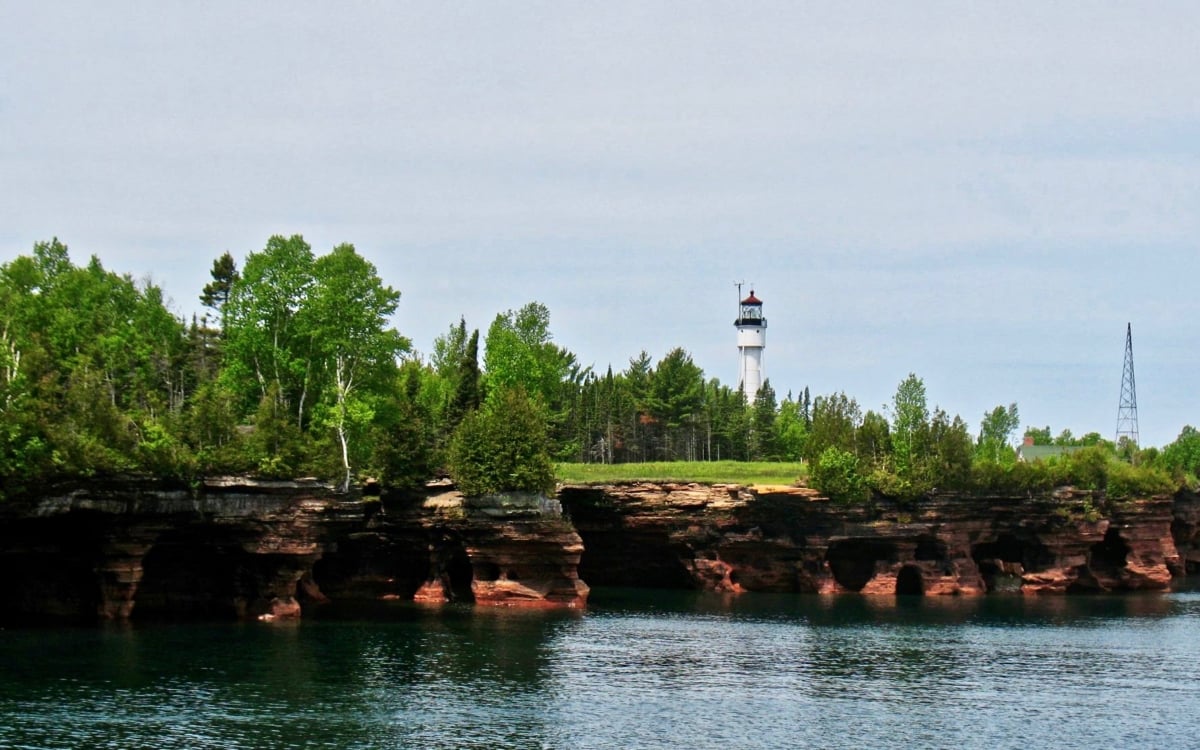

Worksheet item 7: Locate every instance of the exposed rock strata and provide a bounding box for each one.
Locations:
[558,483,1182,596]
[0,478,1190,622]
[1173,488,1200,574]
[0,478,586,621]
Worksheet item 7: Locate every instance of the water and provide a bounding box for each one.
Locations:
[3,588,1199,749]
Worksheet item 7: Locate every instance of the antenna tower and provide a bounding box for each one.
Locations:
[1115,322,1139,446]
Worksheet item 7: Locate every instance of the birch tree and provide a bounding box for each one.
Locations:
[308,244,408,490]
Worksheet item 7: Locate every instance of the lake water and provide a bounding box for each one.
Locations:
[2,587,1198,749]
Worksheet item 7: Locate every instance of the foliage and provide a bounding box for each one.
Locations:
[1023,425,1052,445]
[977,403,1020,464]
[1106,460,1176,498]
[222,234,317,423]
[448,386,554,496]
[199,251,240,317]
[368,364,434,491]
[804,392,861,463]
[810,446,868,504]
[749,380,779,460]
[307,244,408,489]
[3,239,1196,507]
[925,409,974,490]
[1157,425,1200,483]
[556,460,807,486]
[890,372,928,480]
[774,395,808,461]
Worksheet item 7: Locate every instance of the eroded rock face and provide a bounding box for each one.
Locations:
[0,477,1190,621]
[1174,489,1200,574]
[558,483,1183,597]
[1,478,339,622]
[0,478,590,621]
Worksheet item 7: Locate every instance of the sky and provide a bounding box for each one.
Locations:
[2,2,1198,447]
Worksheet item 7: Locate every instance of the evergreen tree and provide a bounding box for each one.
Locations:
[449,386,554,496]
[199,251,240,318]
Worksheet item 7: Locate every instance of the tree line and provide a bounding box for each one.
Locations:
[1,237,1196,500]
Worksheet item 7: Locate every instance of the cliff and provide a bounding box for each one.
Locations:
[0,477,586,622]
[557,483,1184,596]
[0,478,1192,622]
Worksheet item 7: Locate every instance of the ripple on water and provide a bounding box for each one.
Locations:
[1,592,1198,749]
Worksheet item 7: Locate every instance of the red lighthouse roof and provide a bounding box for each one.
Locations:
[741,290,762,305]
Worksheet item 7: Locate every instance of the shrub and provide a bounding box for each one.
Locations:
[811,446,867,504]
[448,386,554,497]
[1106,460,1175,498]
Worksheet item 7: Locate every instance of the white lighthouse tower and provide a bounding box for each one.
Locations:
[735,287,766,399]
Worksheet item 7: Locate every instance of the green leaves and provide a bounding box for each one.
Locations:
[811,446,867,504]
[978,403,1020,464]
[890,372,929,479]
[223,234,316,420]
[449,386,554,496]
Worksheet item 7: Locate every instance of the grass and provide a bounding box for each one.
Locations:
[555,460,808,486]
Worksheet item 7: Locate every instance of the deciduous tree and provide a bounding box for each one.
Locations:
[307,244,408,490]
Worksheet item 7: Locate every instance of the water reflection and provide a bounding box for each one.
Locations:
[1,589,1198,749]
[588,586,1187,628]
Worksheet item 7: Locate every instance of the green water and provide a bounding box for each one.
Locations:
[3,588,1198,749]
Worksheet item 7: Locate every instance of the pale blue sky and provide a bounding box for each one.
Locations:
[2,2,1198,446]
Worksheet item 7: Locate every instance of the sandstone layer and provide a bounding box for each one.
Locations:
[0,477,1191,622]
[0,478,586,622]
[558,483,1182,596]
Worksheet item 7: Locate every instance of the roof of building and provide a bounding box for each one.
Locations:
[741,290,762,305]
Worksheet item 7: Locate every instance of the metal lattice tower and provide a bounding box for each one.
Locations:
[1115,322,1139,447]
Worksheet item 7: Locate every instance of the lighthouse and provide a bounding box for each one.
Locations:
[735,288,766,398]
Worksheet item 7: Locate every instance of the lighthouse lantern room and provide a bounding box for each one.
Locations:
[735,288,766,398]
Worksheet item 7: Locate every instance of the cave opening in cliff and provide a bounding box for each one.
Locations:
[971,534,1054,593]
[446,545,475,602]
[474,561,501,582]
[826,540,896,592]
[574,530,696,590]
[3,517,103,622]
[1090,527,1130,576]
[895,565,924,596]
[135,534,242,619]
[914,538,947,561]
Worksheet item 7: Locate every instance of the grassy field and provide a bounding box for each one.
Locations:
[555,460,807,486]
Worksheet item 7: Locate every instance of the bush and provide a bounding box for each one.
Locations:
[1106,460,1175,498]
[448,386,554,497]
[1056,446,1111,490]
[811,446,867,504]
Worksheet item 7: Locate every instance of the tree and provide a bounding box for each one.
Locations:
[978,403,1020,464]
[448,386,554,496]
[1024,426,1052,445]
[223,235,316,425]
[307,244,409,490]
[804,392,861,463]
[811,446,867,504]
[199,252,240,319]
[774,394,808,461]
[890,373,929,480]
[483,302,557,399]
[447,329,481,429]
[1158,425,1200,481]
[369,361,434,491]
[857,410,891,467]
[646,347,705,459]
[927,409,973,489]
[749,379,778,460]
[483,302,587,456]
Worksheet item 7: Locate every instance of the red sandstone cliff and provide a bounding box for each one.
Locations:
[558,483,1182,596]
[0,478,1192,622]
[0,477,588,622]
